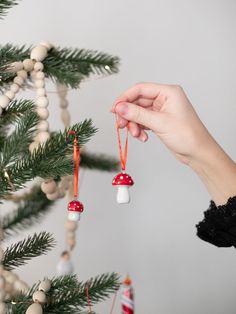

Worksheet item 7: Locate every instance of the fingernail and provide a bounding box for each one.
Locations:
[140,134,147,142]
[115,103,128,116]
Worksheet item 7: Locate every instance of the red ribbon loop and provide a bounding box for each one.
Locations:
[115,115,128,172]
[68,130,80,199]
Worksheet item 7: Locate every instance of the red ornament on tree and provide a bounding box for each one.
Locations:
[67,130,84,221]
[112,111,134,204]
[67,200,84,221]
[112,172,134,204]
[121,275,134,314]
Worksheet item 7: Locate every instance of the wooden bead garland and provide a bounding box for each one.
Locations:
[0,245,6,313]
[25,279,51,314]
[1,270,29,298]
[40,83,72,201]
[0,41,52,127]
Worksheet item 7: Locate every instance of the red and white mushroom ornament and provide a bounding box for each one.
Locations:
[112,172,134,204]
[67,130,84,221]
[67,199,84,221]
[113,108,134,204]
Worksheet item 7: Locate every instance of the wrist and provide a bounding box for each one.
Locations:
[189,135,236,205]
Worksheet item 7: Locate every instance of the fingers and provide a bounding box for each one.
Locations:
[115,101,160,132]
[112,83,163,110]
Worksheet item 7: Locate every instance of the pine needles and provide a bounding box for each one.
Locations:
[0,0,19,19]
[3,231,55,270]
[0,45,120,89]
[8,273,120,314]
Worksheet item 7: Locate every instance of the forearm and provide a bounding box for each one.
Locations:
[189,136,236,205]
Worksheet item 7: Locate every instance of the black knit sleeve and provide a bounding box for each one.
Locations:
[196,196,236,248]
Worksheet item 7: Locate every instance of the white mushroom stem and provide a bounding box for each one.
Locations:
[68,211,81,221]
[116,185,130,204]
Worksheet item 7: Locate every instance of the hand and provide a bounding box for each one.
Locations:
[112,83,212,165]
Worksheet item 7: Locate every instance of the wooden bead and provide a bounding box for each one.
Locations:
[32,290,46,303]
[58,189,66,198]
[61,109,70,126]
[36,88,46,97]
[0,290,6,301]
[13,76,24,86]
[0,276,5,289]
[37,131,50,143]
[8,61,23,72]
[5,90,15,100]
[23,59,34,72]
[35,71,45,80]
[36,96,49,107]
[30,70,37,79]
[59,178,70,191]
[29,141,39,153]
[34,62,44,71]
[0,302,6,314]
[67,237,76,250]
[56,84,67,97]
[10,83,20,93]
[4,271,18,284]
[59,99,69,108]
[67,231,76,240]
[36,108,49,119]
[46,191,59,200]
[0,95,10,109]
[65,220,78,232]
[38,279,51,292]
[26,303,43,314]
[14,279,29,293]
[0,248,4,262]
[37,120,49,131]
[17,70,28,79]
[34,79,45,88]
[41,180,57,194]
[39,41,53,50]
[31,45,48,62]
[4,282,12,293]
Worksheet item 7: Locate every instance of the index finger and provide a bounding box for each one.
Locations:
[112,82,164,112]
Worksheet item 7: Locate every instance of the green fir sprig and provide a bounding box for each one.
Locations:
[3,231,55,270]
[8,273,120,314]
[0,119,97,196]
[0,0,19,19]
[2,186,53,236]
[0,45,119,89]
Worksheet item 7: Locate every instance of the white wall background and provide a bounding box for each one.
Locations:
[1,0,236,313]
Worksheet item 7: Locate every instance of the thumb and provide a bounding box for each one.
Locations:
[115,102,160,131]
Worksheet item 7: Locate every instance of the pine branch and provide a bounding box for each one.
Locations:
[0,105,38,166]
[2,231,55,271]
[8,273,120,314]
[0,99,35,149]
[0,0,19,18]
[81,151,119,172]
[2,186,53,237]
[0,119,97,196]
[0,45,120,89]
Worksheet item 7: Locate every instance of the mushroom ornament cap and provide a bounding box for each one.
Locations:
[67,200,84,221]
[112,172,134,204]
[112,172,134,186]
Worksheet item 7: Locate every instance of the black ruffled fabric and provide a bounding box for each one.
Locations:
[196,196,236,248]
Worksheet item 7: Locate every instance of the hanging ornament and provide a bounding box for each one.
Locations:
[121,275,134,314]
[56,251,74,276]
[112,113,134,204]
[67,130,84,221]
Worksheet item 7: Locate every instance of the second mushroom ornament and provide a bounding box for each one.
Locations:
[112,113,134,204]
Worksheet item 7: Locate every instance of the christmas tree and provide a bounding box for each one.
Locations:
[0,1,121,313]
